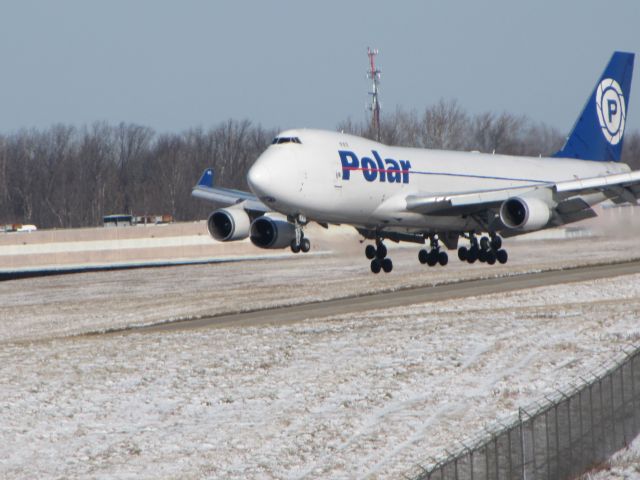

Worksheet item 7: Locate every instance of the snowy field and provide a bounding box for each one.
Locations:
[584,435,640,479]
[1,234,640,478]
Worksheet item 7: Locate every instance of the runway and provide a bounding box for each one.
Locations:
[135,258,640,334]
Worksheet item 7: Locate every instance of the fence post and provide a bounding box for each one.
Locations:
[632,355,638,439]
[577,384,584,469]
[545,410,551,480]
[555,403,560,478]
[600,377,606,459]
[494,435,499,480]
[620,357,627,444]
[610,370,617,449]
[565,393,572,475]
[585,378,596,462]
[519,408,526,480]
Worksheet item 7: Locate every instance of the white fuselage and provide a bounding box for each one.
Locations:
[247,129,629,232]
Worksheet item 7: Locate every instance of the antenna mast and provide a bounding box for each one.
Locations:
[367,47,381,141]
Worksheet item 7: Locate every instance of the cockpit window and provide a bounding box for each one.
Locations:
[271,136,302,145]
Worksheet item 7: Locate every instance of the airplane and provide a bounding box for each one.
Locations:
[193,51,637,274]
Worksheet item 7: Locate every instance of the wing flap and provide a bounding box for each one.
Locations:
[554,170,640,200]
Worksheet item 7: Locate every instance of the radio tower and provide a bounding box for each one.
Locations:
[367,47,381,141]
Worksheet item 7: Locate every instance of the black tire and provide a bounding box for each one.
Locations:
[300,237,311,253]
[376,243,387,259]
[480,236,490,250]
[370,258,382,274]
[491,236,502,250]
[438,251,449,266]
[382,258,393,273]
[427,250,438,267]
[486,250,496,265]
[418,249,429,264]
[467,246,478,263]
[290,240,300,253]
[457,246,468,261]
[365,245,376,259]
[496,249,508,264]
[478,249,487,263]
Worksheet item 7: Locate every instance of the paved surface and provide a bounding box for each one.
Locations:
[124,259,640,335]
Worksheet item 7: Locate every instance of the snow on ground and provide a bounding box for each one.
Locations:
[582,435,640,479]
[1,235,640,478]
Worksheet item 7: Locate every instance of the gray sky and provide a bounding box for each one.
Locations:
[1,0,639,134]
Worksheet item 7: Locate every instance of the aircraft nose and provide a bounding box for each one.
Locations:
[247,156,273,197]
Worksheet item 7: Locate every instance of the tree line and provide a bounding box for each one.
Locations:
[1,100,638,229]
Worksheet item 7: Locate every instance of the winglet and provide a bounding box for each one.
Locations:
[196,168,215,188]
[554,51,635,162]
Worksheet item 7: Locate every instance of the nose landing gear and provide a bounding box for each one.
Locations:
[290,216,311,253]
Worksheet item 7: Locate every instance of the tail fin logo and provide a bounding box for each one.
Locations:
[596,78,626,145]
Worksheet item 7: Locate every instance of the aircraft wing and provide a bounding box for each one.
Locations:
[191,168,269,212]
[405,169,640,224]
[405,185,548,216]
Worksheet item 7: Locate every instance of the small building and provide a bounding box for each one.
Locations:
[103,214,134,227]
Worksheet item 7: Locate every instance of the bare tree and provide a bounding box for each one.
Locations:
[0,110,637,229]
[623,130,640,170]
[420,99,469,150]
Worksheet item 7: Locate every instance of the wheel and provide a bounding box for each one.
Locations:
[376,243,387,259]
[300,237,311,253]
[382,258,393,273]
[426,250,438,267]
[438,251,449,266]
[486,250,496,265]
[457,246,468,261]
[496,249,508,264]
[467,246,478,263]
[418,249,428,264]
[365,245,376,259]
[480,236,490,250]
[478,249,487,263]
[491,236,502,250]
[370,258,382,274]
[290,240,300,253]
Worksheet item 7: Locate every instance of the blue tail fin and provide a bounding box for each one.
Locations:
[554,51,634,162]
[196,168,214,188]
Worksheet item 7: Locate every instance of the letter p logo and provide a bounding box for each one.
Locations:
[607,99,618,123]
[595,78,626,145]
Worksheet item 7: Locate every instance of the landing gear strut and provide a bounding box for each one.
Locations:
[365,237,393,274]
[290,216,311,253]
[418,235,448,267]
[457,233,507,265]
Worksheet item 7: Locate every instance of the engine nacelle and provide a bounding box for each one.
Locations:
[250,216,296,249]
[207,207,251,241]
[499,197,551,231]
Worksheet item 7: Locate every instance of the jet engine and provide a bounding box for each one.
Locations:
[250,216,296,249]
[499,197,551,231]
[207,207,251,241]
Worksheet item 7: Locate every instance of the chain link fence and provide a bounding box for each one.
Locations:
[408,344,640,480]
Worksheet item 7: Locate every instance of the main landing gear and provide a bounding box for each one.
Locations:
[365,239,393,274]
[418,236,448,267]
[457,233,508,265]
